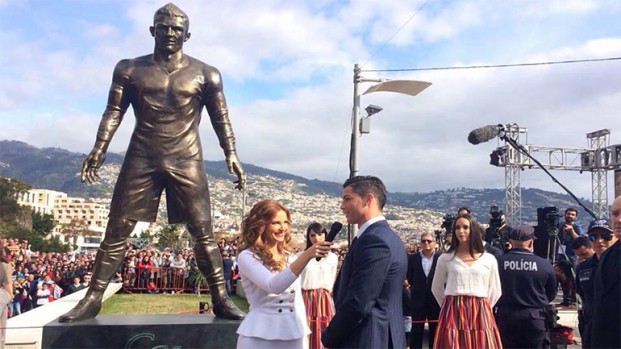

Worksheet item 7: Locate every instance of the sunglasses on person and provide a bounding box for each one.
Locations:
[588,232,613,241]
[421,239,435,244]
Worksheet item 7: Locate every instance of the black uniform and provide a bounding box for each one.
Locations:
[590,240,620,349]
[496,248,557,349]
[575,254,599,348]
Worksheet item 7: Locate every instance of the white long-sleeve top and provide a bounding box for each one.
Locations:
[236,249,310,340]
[431,252,502,307]
[299,251,338,292]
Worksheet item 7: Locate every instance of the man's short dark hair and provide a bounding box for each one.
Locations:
[571,236,591,250]
[457,206,471,214]
[565,207,578,215]
[343,175,387,209]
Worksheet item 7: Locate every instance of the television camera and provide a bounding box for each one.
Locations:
[485,205,509,251]
[434,213,455,252]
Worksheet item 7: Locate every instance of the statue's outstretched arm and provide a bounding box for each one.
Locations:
[81,61,131,183]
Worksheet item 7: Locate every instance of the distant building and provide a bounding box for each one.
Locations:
[17,188,67,215]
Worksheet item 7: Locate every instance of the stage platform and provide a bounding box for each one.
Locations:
[6,284,122,349]
[42,314,239,349]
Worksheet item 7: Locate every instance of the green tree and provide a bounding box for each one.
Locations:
[0,176,32,231]
[156,224,188,252]
[32,211,56,236]
[59,218,89,248]
[5,225,69,252]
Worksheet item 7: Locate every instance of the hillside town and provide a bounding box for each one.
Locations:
[15,164,445,252]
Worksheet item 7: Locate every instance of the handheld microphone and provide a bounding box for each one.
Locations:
[316,222,343,261]
[467,124,504,145]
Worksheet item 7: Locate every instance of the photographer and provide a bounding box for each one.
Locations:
[496,224,557,349]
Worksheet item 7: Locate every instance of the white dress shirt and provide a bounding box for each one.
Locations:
[355,216,386,239]
[299,252,338,292]
[421,251,435,277]
[431,252,502,307]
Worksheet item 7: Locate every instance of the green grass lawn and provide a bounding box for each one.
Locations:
[100,293,249,315]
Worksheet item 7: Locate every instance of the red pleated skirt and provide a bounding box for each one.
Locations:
[433,295,503,349]
[302,288,334,349]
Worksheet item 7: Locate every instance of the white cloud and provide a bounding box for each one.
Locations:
[1,0,620,205]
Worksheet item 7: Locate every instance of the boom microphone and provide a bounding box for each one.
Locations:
[316,222,343,261]
[467,124,504,145]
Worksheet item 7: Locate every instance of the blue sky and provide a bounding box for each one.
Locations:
[1,0,621,207]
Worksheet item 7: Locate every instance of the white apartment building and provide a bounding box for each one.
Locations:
[17,188,110,251]
[16,189,67,215]
[51,197,109,250]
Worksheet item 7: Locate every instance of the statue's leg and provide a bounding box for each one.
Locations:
[187,221,245,320]
[59,218,135,323]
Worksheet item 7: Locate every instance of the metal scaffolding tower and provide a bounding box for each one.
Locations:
[490,127,619,224]
[587,129,610,218]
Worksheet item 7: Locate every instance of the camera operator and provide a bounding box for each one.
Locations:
[485,205,509,254]
[556,207,584,307]
[436,214,455,252]
[496,224,557,349]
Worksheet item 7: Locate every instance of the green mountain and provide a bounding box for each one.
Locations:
[0,140,593,225]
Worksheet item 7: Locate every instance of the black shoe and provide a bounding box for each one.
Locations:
[212,296,246,320]
[556,301,574,307]
[58,294,103,323]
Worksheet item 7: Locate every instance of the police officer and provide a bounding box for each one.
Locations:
[577,219,618,348]
[496,224,557,349]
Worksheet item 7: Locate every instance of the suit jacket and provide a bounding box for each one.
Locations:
[589,239,620,348]
[322,220,408,349]
[407,252,440,311]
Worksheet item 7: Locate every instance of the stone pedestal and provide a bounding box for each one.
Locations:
[42,314,240,349]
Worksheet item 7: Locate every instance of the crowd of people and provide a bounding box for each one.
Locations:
[2,176,620,349]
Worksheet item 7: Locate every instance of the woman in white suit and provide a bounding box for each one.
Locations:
[236,200,332,349]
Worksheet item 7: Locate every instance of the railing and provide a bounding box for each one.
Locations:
[122,266,198,293]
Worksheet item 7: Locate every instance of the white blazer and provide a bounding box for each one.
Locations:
[236,250,310,340]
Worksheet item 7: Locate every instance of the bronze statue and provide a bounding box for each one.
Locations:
[59,3,246,322]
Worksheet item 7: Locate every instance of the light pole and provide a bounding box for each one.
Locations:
[347,63,432,244]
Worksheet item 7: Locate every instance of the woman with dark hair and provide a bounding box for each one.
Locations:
[299,223,338,349]
[236,200,332,349]
[0,239,14,346]
[431,214,502,349]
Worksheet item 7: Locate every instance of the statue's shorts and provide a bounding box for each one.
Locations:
[108,155,211,224]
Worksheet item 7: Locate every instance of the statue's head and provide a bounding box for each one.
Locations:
[153,3,190,31]
[150,3,191,52]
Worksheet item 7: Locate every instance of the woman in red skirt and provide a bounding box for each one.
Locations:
[431,214,503,349]
[300,223,339,349]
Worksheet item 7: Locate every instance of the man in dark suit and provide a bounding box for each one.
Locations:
[407,232,441,349]
[322,175,408,348]
[589,196,621,349]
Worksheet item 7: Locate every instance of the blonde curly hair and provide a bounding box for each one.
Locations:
[239,199,292,271]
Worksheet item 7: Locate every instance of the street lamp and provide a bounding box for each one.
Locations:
[347,63,432,243]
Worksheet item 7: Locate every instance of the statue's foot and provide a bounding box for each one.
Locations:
[212,296,246,320]
[58,294,103,323]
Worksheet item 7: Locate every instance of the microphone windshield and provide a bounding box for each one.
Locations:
[468,125,501,145]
